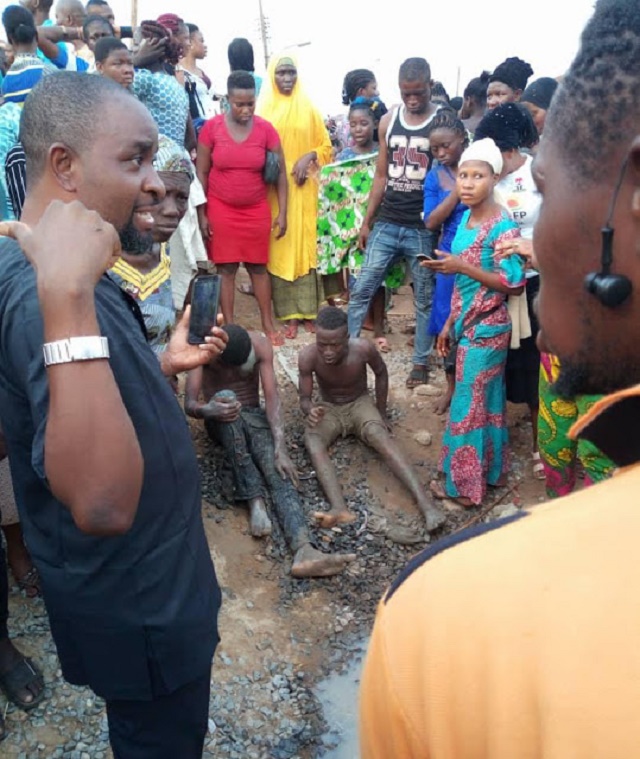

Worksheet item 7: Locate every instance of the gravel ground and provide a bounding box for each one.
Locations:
[1,309,545,758]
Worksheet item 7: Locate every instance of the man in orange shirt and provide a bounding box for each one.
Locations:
[360,0,640,756]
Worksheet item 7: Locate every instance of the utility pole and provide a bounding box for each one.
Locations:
[258,0,270,69]
[131,0,138,29]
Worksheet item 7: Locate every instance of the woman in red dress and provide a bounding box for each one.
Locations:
[196,70,288,345]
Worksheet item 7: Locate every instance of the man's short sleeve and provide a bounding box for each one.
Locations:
[0,242,50,481]
[47,42,69,70]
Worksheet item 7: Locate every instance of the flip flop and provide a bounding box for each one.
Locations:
[15,566,41,598]
[532,451,546,480]
[303,320,316,334]
[429,480,475,508]
[374,336,391,353]
[0,655,45,711]
[236,283,255,296]
[283,322,298,340]
[406,366,429,388]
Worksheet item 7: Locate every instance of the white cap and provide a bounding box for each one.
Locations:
[459,138,503,175]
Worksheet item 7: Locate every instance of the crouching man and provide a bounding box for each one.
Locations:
[185,325,356,577]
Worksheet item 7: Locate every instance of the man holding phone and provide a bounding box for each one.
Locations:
[0,73,227,757]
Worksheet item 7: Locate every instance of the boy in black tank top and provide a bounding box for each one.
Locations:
[347,58,442,388]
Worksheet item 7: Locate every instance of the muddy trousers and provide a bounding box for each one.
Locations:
[206,408,307,552]
[106,671,210,759]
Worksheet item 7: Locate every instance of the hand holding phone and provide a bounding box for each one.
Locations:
[188,274,221,345]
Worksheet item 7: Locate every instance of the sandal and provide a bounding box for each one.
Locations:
[532,451,545,480]
[283,321,298,340]
[15,567,41,599]
[429,480,475,508]
[374,336,391,353]
[236,283,255,296]
[406,365,429,388]
[303,320,316,334]
[0,655,45,711]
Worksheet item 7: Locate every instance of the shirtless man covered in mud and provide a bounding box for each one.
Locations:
[298,307,445,532]
[185,324,355,578]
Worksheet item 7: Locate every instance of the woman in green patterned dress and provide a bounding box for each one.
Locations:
[317,97,402,352]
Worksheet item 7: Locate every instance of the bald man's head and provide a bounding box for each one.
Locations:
[55,0,85,26]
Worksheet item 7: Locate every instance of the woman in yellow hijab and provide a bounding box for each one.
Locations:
[258,53,332,338]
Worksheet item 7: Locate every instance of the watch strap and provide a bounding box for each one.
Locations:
[43,336,110,367]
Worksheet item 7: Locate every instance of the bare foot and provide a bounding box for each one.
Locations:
[313,509,357,528]
[291,544,356,578]
[374,336,391,353]
[432,393,452,416]
[249,498,272,537]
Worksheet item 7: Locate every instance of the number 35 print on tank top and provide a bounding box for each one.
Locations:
[378,105,442,228]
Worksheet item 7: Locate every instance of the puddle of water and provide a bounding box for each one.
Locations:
[315,638,369,759]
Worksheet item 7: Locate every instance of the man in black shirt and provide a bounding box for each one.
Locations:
[0,73,225,758]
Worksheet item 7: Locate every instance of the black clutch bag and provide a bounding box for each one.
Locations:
[263,150,280,185]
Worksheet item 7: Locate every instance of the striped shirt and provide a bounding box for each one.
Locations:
[1,53,56,105]
[5,143,26,220]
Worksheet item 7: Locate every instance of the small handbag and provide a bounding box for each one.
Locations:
[263,150,280,185]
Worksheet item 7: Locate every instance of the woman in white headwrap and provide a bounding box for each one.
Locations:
[110,135,194,357]
[422,139,526,507]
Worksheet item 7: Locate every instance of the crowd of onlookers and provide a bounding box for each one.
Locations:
[0,0,632,753]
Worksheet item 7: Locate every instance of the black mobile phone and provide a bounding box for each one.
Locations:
[417,252,436,262]
[188,274,221,345]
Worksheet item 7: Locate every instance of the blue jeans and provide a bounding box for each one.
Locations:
[348,222,435,366]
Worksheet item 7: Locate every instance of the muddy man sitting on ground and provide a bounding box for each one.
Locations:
[298,306,446,532]
[185,324,355,578]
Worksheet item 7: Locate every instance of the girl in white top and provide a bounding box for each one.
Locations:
[177,23,218,120]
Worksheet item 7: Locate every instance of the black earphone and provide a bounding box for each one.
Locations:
[584,156,633,308]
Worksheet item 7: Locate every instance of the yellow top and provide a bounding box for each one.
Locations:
[360,383,640,759]
[257,52,332,282]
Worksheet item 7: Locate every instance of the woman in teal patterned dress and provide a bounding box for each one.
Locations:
[424,139,525,506]
[317,97,403,351]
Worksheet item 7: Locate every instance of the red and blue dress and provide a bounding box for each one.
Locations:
[439,210,524,504]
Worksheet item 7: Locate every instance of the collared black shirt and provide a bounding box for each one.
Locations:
[0,239,221,700]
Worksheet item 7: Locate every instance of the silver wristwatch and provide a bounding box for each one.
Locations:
[42,336,110,367]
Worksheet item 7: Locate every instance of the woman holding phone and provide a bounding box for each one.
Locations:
[422,139,525,507]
